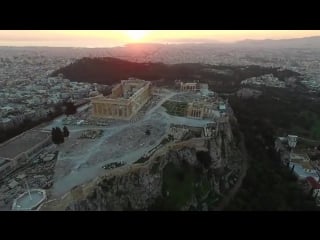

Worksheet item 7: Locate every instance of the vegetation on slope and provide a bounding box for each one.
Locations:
[162,101,188,117]
[232,87,320,140]
[227,87,320,210]
[51,57,301,92]
[149,161,211,210]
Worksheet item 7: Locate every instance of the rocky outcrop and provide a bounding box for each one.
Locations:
[41,116,244,211]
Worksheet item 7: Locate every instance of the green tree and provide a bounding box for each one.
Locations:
[51,128,57,144]
[64,101,77,116]
[63,126,70,138]
[52,127,64,145]
[57,127,64,144]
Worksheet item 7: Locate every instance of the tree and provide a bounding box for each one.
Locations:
[47,110,53,119]
[168,134,174,141]
[145,129,151,136]
[51,128,57,144]
[63,126,70,138]
[52,127,64,145]
[56,127,64,144]
[64,101,77,116]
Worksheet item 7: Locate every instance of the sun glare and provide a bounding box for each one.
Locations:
[126,30,148,41]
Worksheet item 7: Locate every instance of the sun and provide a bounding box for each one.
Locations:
[126,30,148,41]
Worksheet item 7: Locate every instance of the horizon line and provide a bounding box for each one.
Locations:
[0,35,320,49]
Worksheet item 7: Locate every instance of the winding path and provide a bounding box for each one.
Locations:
[298,137,320,145]
[214,132,249,210]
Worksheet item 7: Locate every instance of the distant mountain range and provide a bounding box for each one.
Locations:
[1,36,320,51]
[232,36,320,48]
[106,36,320,49]
[1,36,320,61]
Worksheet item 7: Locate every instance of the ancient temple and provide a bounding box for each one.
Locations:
[91,79,152,120]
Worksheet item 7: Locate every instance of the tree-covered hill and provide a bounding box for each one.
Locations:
[51,57,301,92]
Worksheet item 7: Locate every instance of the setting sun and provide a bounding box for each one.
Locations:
[125,30,148,41]
[1,30,320,47]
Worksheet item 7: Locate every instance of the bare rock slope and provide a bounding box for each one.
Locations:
[41,117,244,211]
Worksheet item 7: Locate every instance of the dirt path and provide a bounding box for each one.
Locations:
[49,93,176,198]
[299,137,320,145]
[214,132,249,210]
[143,91,177,120]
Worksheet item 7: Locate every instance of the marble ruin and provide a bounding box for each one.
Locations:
[186,102,222,119]
[180,82,199,91]
[180,82,213,96]
[91,78,152,120]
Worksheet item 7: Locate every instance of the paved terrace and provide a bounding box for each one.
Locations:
[44,90,217,198]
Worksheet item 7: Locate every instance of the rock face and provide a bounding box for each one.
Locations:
[67,165,163,211]
[41,116,244,211]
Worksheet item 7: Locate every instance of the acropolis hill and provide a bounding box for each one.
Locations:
[39,79,246,211]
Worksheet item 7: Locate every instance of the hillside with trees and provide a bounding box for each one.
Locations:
[226,87,320,210]
[51,57,302,92]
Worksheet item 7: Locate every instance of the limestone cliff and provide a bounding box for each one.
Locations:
[41,116,244,211]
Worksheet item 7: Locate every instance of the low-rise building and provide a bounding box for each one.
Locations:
[0,130,51,179]
[305,177,320,203]
[289,153,319,181]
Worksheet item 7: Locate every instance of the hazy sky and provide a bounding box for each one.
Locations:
[0,30,320,48]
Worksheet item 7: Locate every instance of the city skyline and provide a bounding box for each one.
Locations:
[0,30,320,48]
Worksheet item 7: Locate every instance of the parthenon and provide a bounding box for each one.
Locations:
[91,79,152,120]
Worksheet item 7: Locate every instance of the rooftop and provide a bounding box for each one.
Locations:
[306,176,320,189]
[290,153,310,163]
[219,104,226,110]
[289,162,319,181]
[300,161,313,170]
[0,130,50,160]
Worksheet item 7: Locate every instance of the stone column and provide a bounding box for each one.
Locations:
[117,106,120,117]
[93,103,97,115]
[119,107,123,117]
[113,106,117,117]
